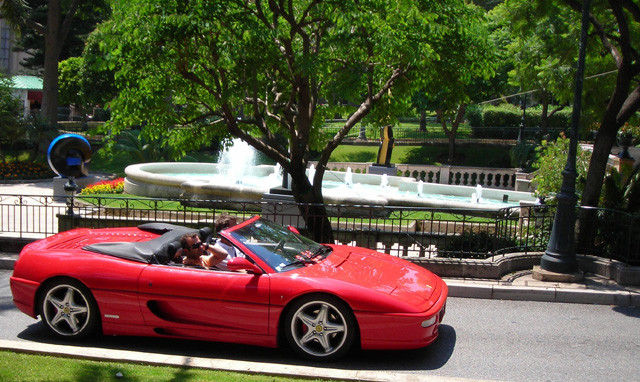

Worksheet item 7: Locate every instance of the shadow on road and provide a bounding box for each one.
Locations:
[17,322,456,371]
[612,306,640,318]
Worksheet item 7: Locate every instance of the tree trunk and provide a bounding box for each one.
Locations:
[577,69,639,247]
[443,104,466,165]
[419,109,427,132]
[41,0,61,125]
[540,90,549,137]
[447,134,455,164]
[289,163,334,244]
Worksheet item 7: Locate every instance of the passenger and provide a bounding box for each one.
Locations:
[178,232,226,268]
[211,213,243,271]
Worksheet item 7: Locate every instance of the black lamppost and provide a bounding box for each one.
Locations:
[64,176,78,216]
[537,0,591,277]
[518,93,526,144]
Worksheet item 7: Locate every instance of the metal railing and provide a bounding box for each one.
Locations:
[0,193,637,265]
[321,125,567,143]
[315,162,522,189]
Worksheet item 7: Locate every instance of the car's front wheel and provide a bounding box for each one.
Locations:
[284,295,356,361]
[40,280,99,339]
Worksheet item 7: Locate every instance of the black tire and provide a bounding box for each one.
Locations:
[39,279,99,339]
[284,295,356,361]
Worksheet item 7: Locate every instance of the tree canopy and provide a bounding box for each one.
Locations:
[0,0,110,123]
[95,0,491,240]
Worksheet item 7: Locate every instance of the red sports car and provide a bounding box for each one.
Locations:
[10,215,447,361]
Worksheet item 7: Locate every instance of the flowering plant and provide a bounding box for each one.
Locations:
[618,123,639,137]
[0,161,54,180]
[618,123,639,146]
[80,178,125,195]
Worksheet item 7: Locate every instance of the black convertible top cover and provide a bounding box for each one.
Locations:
[83,223,199,264]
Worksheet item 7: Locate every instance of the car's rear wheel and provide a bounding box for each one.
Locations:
[40,280,99,339]
[284,295,356,361]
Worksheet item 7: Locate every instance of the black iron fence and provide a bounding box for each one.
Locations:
[1,193,637,265]
[321,125,567,143]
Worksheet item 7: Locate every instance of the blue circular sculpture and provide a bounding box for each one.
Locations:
[47,134,92,178]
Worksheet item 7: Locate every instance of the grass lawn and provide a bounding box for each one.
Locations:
[0,351,335,382]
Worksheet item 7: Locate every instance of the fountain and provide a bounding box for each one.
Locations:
[124,139,539,213]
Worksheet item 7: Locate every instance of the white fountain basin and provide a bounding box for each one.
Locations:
[124,162,538,212]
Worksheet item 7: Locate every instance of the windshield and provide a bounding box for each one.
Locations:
[228,218,331,272]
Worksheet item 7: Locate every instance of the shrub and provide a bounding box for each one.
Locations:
[530,133,591,202]
[465,104,483,127]
[482,104,523,128]
[469,104,573,139]
[509,142,537,170]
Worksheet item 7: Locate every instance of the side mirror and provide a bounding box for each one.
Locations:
[287,225,300,234]
[227,257,263,274]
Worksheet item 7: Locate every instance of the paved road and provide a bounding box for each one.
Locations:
[2,269,639,381]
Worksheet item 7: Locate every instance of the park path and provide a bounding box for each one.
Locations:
[0,180,65,239]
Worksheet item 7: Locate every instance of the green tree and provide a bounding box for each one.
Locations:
[0,0,110,124]
[413,5,497,164]
[94,0,485,241]
[58,56,83,111]
[0,75,26,161]
[490,0,613,135]
[491,1,640,247]
[564,0,640,212]
[58,45,117,117]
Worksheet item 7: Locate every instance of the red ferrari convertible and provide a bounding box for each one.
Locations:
[10,215,447,361]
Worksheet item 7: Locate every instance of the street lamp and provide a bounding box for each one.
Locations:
[518,93,526,144]
[535,0,591,280]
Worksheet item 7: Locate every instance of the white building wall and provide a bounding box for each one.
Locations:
[0,18,31,75]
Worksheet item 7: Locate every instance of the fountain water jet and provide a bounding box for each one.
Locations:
[380,174,389,187]
[345,167,353,186]
[307,164,316,185]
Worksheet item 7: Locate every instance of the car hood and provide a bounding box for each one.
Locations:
[298,245,444,311]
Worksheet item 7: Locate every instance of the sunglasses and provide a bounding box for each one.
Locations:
[189,241,202,249]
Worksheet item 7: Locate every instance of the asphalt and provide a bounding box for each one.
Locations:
[1,180,639,381]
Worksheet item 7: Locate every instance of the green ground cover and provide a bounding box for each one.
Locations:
[0,351,333,382]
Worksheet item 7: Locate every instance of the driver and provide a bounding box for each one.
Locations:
[179,233,226,268]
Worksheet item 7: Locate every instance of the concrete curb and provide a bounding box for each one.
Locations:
[446,280,640,306]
